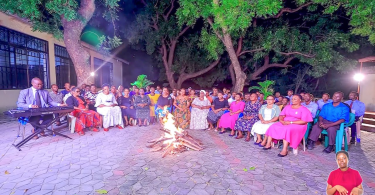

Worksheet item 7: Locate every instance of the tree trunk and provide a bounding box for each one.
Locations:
[228,64,236,89]
[222,33,246,92]
[61,0,95,86]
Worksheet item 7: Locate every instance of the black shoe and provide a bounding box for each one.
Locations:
[350,137,355,144]
[307,139,314,150]
[277,153,288,157]
[323,145,334,153]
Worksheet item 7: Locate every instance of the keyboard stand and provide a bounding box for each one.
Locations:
[12,112,72,151]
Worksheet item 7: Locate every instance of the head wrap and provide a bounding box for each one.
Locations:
[200,90,207,101]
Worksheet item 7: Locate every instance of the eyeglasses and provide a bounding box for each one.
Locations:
[76,90,81,93]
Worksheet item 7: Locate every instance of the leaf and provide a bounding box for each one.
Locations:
[4,170,10,174]
[95,189,108,194]
[24,189,28,193]
[243,168,248,172]
[144,167,149,171]
[249,166,256,170]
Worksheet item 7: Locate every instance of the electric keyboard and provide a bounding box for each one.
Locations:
[4,107,74,118]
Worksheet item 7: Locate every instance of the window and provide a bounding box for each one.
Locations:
[0,26,49,89]
[94,57,113,87]
[55,45,77,87]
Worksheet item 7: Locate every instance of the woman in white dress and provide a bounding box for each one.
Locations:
[189,90,211,130]
[95,85,124,131]
[251,95,280,145]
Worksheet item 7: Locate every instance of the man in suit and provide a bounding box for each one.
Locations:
[17,77,66,138]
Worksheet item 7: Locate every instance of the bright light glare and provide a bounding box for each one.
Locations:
[353,73,364,82]
[90,72,95,76]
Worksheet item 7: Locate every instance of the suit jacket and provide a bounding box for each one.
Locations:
[17,87,59,109]
[66,96,86,108]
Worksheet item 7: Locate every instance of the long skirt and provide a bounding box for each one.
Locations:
[97,106,124,128]
[155,106,171,118]
[136,108,150,120]
[219,113,240,130]
[71,110,100,132]
[265,122,308,149]
[121,108,136,119]
[207,110,225,124]
[251,121,275,136]
[189,108,209,130]
[174,108,190,129]
[234,117,259,131]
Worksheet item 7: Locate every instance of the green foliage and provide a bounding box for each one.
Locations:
[130,75,154,89]
[248,80,275,99]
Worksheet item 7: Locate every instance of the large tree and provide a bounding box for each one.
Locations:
[1,0,122,85]
[126,0,222,89]
[177,0,370,92]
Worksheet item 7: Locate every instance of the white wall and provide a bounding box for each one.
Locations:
[359,74,375,111]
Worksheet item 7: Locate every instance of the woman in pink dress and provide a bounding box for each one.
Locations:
[262,94,313,157]
[219,93,245,134]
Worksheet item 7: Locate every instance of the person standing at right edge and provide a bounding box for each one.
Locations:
[307,92,350,153]
[344,91,365,144]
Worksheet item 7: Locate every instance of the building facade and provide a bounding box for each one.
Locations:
[0,12,127,112]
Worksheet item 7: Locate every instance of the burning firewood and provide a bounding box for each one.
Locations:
[147,109,204,157]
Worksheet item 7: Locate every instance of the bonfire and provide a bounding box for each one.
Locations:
[147,109,203,157]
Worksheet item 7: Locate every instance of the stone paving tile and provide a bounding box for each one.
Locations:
[0,115,375,195]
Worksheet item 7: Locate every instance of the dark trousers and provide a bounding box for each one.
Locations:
[309,119,340,145]
[28,115,54,131]
[349,116,360,138]
[88,104,97,111]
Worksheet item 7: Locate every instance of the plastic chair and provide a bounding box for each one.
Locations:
[321,113,355,153]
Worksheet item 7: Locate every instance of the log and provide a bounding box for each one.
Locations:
[162,145,175,158]
[180,142,202,151]
[146,138,173,148]
[147,136,164,143]
[179,137,203,149]
[150,146,164,152]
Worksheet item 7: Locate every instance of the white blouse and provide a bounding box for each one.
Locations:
[95,93,118,107]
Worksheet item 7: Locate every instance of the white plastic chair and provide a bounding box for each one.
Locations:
[67,114,76,133]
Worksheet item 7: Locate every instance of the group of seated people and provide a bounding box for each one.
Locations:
[19,78,366,156]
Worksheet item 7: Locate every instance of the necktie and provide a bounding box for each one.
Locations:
[35,90,42,107]
[350,101,354,108]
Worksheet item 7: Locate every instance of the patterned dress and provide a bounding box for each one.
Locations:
[174,96,191,129]
[207,98,229,124]
[69,97,100,133]
[134,95,151,120]
[234,101,262,132]
[189,98,211,129]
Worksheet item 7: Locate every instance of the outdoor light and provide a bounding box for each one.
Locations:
[90,72,95,76]
[353,73,364,82]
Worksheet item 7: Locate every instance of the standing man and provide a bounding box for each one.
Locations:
[307,92,350,153]
[211,87,219,101]
[345,92,365,144]
[80,84,86,96]
[49,84,64,126]
[61,82,71,97]
[302,93,319,118]
[317,93,333,110]
[286,89,293,104]
[17,78,66,138]
[155,86,161,94]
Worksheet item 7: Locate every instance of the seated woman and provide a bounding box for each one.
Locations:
[262,95,313,157]
[134,88,151,126]
[326,151,363,195]
[278,97,289,111]
[155,87,173,123]
[252,95,280,145]
[189,90,211,130]
[173,88,191,129]
[148,87,160,124]
[207,91,229,131]
[94,85,124,131]
[219,93,245,134]
[234,93,262,140]
[118,88,137,126]
[66,87,100,135]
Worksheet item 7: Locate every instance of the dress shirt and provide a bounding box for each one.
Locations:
[302,101,319,118]
[319,102,350,123]
[29,87,61,108]
[344,100,365,117]
[317,99,333,110]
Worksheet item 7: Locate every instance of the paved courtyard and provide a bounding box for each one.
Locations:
[0,116,375,195]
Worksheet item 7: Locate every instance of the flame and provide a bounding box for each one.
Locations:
[161,106,184,148]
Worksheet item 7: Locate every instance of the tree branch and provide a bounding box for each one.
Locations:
[238,48,264,56]
[207,17,223,41]
[275,51,315,58]
[181,57,221,80]
[269,2,313,19]
[250,57,294,81]
[177,26,190,39]
[163,0,175,21]
[236,37,243,56]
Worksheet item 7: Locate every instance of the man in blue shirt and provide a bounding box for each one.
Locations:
[286,89,293,105]
[344,91,365,144]
[60,82,71,97]
[317,93,333,110]
[307,91,350,153]
[301,93,318,118]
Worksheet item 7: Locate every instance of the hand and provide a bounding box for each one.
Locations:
[130,106,134,109]
[60,103,67,107]
[334,185,348,195]
[261,120,266,124]
[350,187,359,195]
[321,124,330,129]
[31,105,39,108]
[120,106,126,109]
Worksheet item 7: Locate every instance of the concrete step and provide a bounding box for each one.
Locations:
[364,111,375,119]
[362,117,375,125]
[361,124,375,133]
